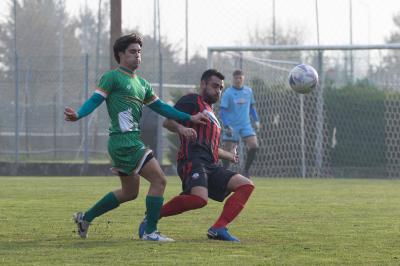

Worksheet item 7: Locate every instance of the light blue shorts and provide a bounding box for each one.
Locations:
[222,124,256,142]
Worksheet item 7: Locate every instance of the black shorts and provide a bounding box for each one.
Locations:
[177,159,237,202]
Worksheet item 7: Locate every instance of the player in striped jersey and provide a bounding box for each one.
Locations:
[138,69,255,242]
[64,33,207,242]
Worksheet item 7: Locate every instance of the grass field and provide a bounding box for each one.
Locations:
[1,176,400,265]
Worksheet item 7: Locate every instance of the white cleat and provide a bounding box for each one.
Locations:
[73,212,90,239]
[141,231,174,242]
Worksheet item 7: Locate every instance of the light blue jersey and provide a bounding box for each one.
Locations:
[220,86,255,127]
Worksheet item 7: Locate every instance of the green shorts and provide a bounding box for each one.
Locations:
[108,132,152,176]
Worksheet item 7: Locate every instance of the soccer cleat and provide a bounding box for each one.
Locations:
[73,212,90,239]
[138,215,147,239]
[207,227,240,242]
[141,231,174,242]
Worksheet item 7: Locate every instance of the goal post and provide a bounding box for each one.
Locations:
[208,44,400,178]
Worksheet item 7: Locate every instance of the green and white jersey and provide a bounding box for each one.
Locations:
[95,66,158,134]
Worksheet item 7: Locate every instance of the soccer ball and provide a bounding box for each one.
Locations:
[288,64,319,94]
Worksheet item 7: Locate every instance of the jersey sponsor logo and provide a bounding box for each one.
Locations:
[202,110,221,128]
[118,108,139,132]
[234,98,247,104]
[191,173,200,179]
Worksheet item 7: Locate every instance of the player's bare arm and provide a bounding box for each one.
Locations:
[148,99,208,125]
[218,146,239,163]
[163,119,197,140]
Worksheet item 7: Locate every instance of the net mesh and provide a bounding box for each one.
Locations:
[210,48,400,178]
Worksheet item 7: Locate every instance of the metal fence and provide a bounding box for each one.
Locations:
[2,0,400,178]
[0,54,197,165]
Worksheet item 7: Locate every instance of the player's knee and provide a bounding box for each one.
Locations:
[126,192,138,201]
[151,174,167,188]
[239,176,254,187]
[118,191,138,202]
[247,180,255,188]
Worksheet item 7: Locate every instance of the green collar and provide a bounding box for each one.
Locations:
[117,66,136,76]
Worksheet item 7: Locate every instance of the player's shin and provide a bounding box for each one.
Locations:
[145,195,164,233]
[244,147,258,175]
[83,192,120,222]
[212,184,254,228]
[160,194,207,218]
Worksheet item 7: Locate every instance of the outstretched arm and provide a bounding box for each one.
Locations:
[64,92,105,121]
[149,99,207,125]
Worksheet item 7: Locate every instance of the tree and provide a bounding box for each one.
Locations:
[385,11,400,86]
[0,0,83,105]
[363,11,400,88]
[385,11,400,44]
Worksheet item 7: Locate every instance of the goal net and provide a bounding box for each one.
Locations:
[208,45,400,178]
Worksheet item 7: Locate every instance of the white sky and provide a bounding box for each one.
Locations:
[117,0,400,57]
[2,0,400,58]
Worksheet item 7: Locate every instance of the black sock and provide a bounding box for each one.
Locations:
[245,148,258,172]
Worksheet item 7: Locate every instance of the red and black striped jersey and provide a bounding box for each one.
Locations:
[174,93,221,163]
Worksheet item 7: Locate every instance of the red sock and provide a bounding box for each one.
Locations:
[160,194,207,218]
[213,184,255,228]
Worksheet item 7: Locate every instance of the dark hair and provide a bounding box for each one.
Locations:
[201,69,225,82]
[233,69,244,76]
[113,33,143,63]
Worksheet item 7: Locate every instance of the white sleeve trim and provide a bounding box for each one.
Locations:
[95,89,108,98]
[145,96,159,106]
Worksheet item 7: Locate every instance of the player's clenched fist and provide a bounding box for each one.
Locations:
[190,112,208,125]
[64,106,79,121]
[177,126,197,140]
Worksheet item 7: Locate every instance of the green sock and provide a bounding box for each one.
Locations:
[84,192,120,222]
[145,195,164,234]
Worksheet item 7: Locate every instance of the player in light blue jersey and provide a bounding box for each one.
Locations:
[220,70,260,178]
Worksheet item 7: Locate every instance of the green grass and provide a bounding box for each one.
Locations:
[1,177,400,265]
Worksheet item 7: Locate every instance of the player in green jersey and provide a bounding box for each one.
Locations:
[64,33,207,242]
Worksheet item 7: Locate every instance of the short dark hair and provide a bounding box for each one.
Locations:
[233,69,244,76]
[113,33,143,63]
[201,69,225,82]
